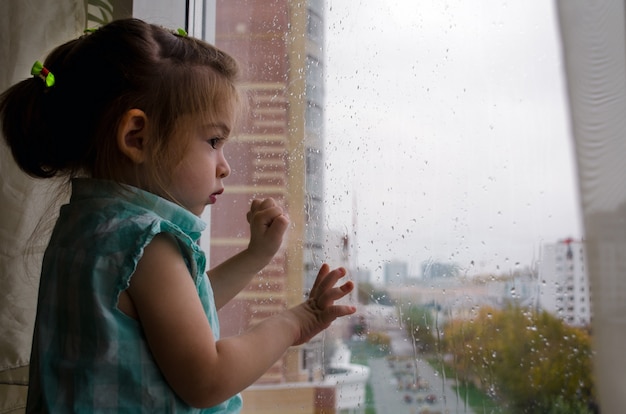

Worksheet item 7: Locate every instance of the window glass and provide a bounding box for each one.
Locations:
[211,1,593,413]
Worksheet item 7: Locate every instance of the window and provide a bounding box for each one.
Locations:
[205,1,597,413]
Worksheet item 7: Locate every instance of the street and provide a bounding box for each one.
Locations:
[367,328,475,414]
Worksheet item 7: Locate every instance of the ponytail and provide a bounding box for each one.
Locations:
[0,76,58,177]
[1,37,89,178]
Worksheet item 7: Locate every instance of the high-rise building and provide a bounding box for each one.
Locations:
[209,1,338,410]
[538,238,591,327]
[384,260,409,286]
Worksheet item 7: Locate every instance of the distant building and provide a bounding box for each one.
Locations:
[538,238,591,326]
[501,269,539,309]
[421,260,460,280]
[354,268,371,284]
[384,260,408,286]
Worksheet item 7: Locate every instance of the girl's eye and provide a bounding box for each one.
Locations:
[208,138,221,149]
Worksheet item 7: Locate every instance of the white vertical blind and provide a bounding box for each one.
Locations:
[557,0,626,412]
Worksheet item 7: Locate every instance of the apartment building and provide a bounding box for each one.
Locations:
[538,238,591,327]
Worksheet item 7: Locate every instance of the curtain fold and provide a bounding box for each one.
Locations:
[556,0,626,412]
[0,1,85,412]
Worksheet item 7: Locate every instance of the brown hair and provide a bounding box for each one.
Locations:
[0,18,241,192]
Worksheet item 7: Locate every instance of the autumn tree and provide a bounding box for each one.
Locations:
[442,305,595,413]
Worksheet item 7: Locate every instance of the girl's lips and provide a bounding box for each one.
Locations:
[209,189,224,204]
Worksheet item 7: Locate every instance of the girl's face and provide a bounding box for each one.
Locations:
[163,105,234,216]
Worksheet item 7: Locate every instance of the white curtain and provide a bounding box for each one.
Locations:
[556,0,626,412]
[0,2,85,412]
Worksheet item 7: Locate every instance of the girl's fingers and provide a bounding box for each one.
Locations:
[246,198,277,223]
[258,198,277,209]
[246,199,262,221]
[312,267,347,297]
[248,206,285,230]
[316,281,354,309]
[308,263,330,297]
[318,303,357,325]
[329,304,357,319]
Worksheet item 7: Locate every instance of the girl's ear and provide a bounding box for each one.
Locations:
[117,109,149,164]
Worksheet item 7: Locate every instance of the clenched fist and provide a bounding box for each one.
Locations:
[246,198,289,261]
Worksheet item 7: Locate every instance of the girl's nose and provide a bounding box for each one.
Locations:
[218,155,231,178]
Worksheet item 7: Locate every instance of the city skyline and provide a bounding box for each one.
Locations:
[323,0,583,281]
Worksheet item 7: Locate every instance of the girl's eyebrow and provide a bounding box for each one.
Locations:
[201,123,231,136]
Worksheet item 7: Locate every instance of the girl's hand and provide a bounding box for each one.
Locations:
[286,264,356,346]
[246,198,289,261]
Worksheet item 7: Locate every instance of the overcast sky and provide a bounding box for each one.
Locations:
[322,0,583,281]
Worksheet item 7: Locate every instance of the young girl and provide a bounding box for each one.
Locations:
[0,18,356,413]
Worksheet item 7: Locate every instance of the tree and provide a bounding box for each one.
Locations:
[442,305,596,413]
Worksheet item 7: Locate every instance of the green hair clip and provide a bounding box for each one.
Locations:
[176,28,188,37]
[31,61,55,88]
[84,27,98,34]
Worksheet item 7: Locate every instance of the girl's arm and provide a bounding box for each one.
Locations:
[208,198,289,309]
[126,233,355,408]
